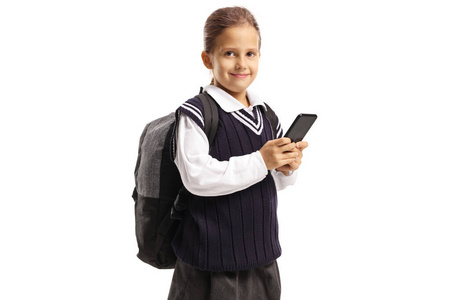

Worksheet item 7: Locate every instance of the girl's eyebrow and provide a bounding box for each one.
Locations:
[220,47,259,52]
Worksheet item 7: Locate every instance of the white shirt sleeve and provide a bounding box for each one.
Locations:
[271,169,298,191]
[174,112,297,197]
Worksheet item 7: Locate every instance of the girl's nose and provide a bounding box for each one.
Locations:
[236,57,247,70]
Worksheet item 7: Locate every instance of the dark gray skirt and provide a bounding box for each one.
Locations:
[168,260,281,300]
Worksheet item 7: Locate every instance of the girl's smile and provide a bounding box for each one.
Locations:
[230,73,250,79]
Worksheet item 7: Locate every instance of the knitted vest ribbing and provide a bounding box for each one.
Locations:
[172,96,282,272]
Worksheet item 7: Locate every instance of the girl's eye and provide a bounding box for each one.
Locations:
[225,51,235,57]
[247,52,256,57]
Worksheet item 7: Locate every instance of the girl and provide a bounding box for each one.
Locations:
[168,6,308,300]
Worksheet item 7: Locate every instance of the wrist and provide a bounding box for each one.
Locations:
[255,150,270,174]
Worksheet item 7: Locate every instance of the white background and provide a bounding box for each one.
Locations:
[1,0,449,299]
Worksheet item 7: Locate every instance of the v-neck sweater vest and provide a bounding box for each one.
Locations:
[172,95,282,272]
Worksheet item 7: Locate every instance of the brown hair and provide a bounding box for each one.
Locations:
[203,6,261,54]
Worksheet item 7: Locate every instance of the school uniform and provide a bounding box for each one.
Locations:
[168,85,297,299]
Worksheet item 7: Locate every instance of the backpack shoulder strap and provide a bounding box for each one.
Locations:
[196,91,219,145]
[168,91,219,223]
[262,102,279,139]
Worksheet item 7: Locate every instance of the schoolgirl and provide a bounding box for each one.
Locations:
[168,6,308,300]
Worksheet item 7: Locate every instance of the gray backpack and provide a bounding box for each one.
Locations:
[132,91,219,269]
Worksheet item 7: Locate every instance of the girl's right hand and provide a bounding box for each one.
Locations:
[259,137,299,170]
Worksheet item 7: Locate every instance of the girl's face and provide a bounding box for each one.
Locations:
[202,25,260,105]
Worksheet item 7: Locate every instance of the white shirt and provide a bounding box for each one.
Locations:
[174,85,297,197]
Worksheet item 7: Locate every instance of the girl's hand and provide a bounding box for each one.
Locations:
[275,141,308,175]
[259,138,299,171]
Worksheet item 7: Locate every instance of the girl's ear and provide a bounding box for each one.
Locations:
[201,51,213,69]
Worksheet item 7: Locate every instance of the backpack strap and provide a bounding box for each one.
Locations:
[262,102,279,139]
[196,92,220,146]
[169,90,220,224]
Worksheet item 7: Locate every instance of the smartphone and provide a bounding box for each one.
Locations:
[284,114,317,142]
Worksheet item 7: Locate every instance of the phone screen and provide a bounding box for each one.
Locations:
[284,114,317,142]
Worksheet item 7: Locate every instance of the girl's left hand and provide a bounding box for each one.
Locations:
[276,141,308,175]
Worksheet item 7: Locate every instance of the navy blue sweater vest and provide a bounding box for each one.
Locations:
[172,96,282,272]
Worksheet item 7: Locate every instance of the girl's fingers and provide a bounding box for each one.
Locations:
[280,150,299,161]
[296,141,308,150]
[274,137,292,146]
[280,142,297,152]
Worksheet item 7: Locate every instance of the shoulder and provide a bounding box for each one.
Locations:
[177,97,205,130]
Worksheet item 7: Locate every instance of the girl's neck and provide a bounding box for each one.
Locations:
[236,94,250,108]
[214,83,250,108]
[227,90,250,108]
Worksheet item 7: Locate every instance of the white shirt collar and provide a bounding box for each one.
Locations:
[203,85,267,113]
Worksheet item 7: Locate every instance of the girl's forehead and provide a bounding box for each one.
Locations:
[215,25,260,50]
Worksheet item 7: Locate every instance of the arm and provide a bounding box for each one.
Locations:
[175,112,303,196]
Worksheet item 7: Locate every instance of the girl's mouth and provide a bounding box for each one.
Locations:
[230,73,250,79]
